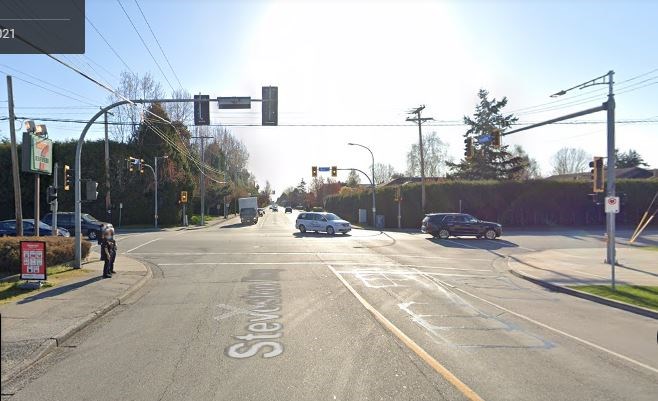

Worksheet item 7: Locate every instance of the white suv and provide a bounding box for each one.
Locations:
[295,212,351,235]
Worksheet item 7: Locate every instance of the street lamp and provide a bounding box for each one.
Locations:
[154,155,169,228]
[348,142,376,227]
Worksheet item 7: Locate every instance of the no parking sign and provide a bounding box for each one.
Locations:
[605,196,620,214]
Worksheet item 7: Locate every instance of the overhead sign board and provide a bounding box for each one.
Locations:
[20,241,47,281]
[21,133,53,175]
[194,95,210,126]
[318,167,330,172]
[605,196,620,214]
[218,97,251,109]
[477,134,492,144]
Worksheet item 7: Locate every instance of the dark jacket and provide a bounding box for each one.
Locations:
[100,238,116,261]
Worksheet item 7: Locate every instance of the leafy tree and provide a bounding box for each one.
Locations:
[109,71,164,143]
[406,132,450,177]
[551,147,590,175]
[615,149,648,168]
[447,89,527,180]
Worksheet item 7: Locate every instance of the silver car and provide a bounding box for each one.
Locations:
[295,212,351,235]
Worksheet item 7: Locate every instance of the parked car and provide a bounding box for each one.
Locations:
[284,207,293,213]
[421,213,501,240]
[272,205,278,212]
[0,219,70,237]
[295,212,351,235]
[42,212,111,240]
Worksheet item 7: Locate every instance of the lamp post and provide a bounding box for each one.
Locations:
[348,142,376,227]
[154,155,168,228]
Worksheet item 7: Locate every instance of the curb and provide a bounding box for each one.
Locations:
[509,266,658,321]
[1,257,153,386]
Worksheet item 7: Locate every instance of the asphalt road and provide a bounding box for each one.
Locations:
[3,211,658,401]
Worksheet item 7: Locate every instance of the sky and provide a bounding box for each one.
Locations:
[1,0,657,196]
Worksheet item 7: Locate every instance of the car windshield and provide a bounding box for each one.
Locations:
[2,2,657,401]
[82,214,98,222]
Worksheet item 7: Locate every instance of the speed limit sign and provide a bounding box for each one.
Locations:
[605,196,620,213]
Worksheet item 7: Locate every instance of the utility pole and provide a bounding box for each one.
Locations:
[104,110,114,224]
[406,105,433,213]
[154,155,168,228]
[348,142,376,226]
[605,70,617,288]
[191,135,212,225]
[6,76,23,236]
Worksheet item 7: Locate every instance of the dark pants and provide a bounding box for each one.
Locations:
[103,258,112,276]
[110,251,116,273]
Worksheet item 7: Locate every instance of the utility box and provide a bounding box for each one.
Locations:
[358,209,367,224]
[376,215,385,229]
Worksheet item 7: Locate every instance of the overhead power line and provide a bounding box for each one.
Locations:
[133,0,183,89]
[116,0,175,92]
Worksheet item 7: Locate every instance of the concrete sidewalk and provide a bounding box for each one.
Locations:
[0,254,151,384]
[509,247,658,287]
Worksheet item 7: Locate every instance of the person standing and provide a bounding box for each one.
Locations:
[100,231,112,278]
[107,228,117,274]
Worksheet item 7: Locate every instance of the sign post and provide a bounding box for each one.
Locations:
[19,241,46,289]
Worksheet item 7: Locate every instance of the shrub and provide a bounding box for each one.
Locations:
[324,179,658,228]
[190,215,201,225]
[0,237,91,275]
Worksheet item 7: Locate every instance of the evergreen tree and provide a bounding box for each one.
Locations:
[615,149,648,168]
[447,89,527,180]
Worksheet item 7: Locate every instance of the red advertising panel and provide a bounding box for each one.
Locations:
[20,241,47,281]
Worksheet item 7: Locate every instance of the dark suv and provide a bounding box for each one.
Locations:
[42,212,111,240]
[421,213,502,240]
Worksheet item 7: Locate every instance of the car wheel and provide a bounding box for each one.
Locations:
[88,230,97,240]
[326,226,335,235]
[484,229,497,240]
[299,224,306,233]
[437,229,449,239]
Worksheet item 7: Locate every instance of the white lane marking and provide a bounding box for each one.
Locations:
[124,238,160,253]
[128,251,492,261]
[440,279,658,375]
[334,270,491,278]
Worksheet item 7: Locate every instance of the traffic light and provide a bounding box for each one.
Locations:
[589,157,604,193]
[331,166,337,177]
[85,180,98,201]
[180,191,188,203]
[47,186,58,204]
[139,159,145,174]
[262,86,278,126]
[63,164,71,191]
[492,129,501,147]
[312,166,318,177]
[464,138,473,159]
[128,157,134,172]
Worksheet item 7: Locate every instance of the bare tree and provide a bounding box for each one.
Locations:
[165,88,193,123]
[346,170,361,187]
[551,147,590,175]
[109,71,164,142]
[372,163,397,185]
[406,132,450,177]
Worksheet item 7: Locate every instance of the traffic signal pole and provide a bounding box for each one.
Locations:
[503,71,617,289]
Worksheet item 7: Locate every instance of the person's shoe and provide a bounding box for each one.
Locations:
[111,270,116,274]
[103,274,112,278]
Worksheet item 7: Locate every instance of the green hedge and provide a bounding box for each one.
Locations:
[324,179,658,228]
[0,237,91,275]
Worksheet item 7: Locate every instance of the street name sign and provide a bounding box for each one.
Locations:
[217,97,251,109]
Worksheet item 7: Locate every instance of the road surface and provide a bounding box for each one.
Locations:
[3,211,657,400]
